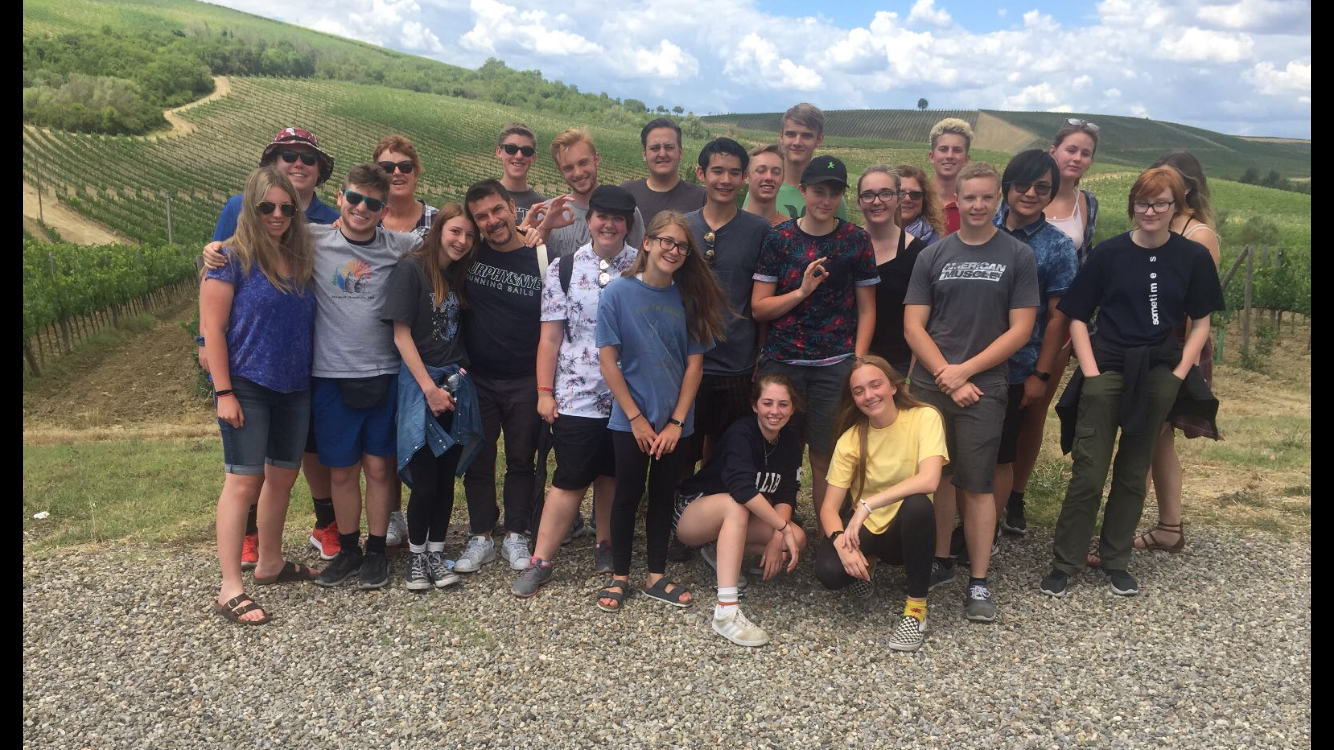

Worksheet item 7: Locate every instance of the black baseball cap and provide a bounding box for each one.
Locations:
[800,156,848,189]
[588,185,637,219]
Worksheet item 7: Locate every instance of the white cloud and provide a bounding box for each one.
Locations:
[908,0,952,27]
[1158,27,1254,62]
[1104,87,1123,99]
[401,21,445,54]
[1194,1,1311,33]
[632,40,699,80]
[1072,75,1092,90]
[1243,60,1312,95]
[1047,104,1075,113]
[1001,82,1059,109]
[460,0,600,56]
[725,33,823,91]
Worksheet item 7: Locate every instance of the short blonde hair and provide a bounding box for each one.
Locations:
[929,118,974,150]
[550,128,598,165]
[956,161,1000,189]
[749,143,781,159]
[783,103,825,135]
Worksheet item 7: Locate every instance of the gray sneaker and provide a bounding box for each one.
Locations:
[928,559,956,591]
[698,543,747,592]
[405,552,431,592]
[427,551,460,588]
[964,581,999,623]
[386,511,409,547]
[453,535,496,573]
[511,562,554,598]
[593,541,614,575]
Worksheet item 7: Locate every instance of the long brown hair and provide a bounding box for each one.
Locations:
[1151,151,1213,227]
[895,164,946,237]
[831,356,933,505]
[408,203,475,308]
[219,167,314,292]
[631,210,728,346]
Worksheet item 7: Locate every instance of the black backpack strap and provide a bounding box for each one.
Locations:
[559,251,575,294]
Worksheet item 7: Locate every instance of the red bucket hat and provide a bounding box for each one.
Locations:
[259,127,335,186]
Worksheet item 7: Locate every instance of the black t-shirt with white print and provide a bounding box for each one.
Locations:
[381,254,469,369]
[678,416,803,507]
[462,242,542,379]
[1058,231,1224,350]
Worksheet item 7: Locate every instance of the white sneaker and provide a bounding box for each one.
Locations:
[712,608,770,647]
[500,532,531,571]
[453,535,496,573]
[386,511,409,547]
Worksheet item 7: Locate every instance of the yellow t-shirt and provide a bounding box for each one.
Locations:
[826,406,949,534]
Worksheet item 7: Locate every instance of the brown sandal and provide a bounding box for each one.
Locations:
[253,560,320,586]
[212,593,270,625]
[1134,522,1185,553]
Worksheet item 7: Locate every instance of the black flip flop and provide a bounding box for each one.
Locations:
[253,560,319,586]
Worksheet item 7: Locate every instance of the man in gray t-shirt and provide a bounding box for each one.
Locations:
[530,129,646,258]
[902,162,1038,626]
[619,117,706,227]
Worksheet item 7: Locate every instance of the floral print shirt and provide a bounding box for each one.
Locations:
[540,242,638,418]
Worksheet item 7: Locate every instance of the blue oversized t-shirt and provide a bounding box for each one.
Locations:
[595,276,712,437]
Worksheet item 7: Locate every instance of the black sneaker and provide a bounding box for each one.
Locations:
[1001,497,1027,535]
[314,549,364,587]
[358,551,390,590]
[950,524,967,560]
[963,580,999,623]
[405,551,431,592]
[1103,568,1140,596]
[928,559,956,591]
[1039,569,1069,598]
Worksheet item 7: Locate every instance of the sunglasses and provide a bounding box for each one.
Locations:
[256,201,297,218]
[900,190,925,201]
[597,258,613,288]
[1012,182,1053,198]
[1066,118,1101,133]
[377,160,415,175]
[703,231,716,261]
[279,149,319,166]
[501,144,537,157]
[342,189,386,212]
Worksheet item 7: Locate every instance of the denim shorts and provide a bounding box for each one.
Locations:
[312,375,399,468]
[218,377,311,475]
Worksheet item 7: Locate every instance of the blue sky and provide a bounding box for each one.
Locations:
[212,0,1311,138]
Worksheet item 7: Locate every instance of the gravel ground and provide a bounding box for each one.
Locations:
[24,525,1310,749]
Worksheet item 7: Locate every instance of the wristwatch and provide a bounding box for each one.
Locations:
[668,418,684,427]
[1033,370,1051,382]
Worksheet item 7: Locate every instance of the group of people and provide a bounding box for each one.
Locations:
[198,104,1225,653]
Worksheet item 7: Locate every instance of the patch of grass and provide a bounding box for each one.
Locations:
[22,312,161,395]
[1191,417,1310,470]
[409,606,496,650]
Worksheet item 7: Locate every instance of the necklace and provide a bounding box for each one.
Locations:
[761,434,779,465]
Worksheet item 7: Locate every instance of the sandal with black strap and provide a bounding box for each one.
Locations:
[1134,522,1185,553]
[212,593,270,625]
[642,577,693,608]
[253,560,320,586]
[596,579,631,613]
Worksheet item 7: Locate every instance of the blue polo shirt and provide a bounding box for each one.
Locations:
[995,203,1079,383]
[212,193,340,241]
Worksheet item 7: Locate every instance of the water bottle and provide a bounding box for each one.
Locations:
[443,369,465,395]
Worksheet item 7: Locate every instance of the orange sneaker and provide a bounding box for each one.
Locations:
[309,524,340,561]
[241,533,259,571]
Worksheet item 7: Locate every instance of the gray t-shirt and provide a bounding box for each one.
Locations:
[310,225,421,379]
[545,199,646,259]
[620,178,706,227]
[686,208,770,375]
[509,187,546,224]
[904,230,1040,391]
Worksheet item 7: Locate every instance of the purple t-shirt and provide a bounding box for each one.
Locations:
[205,250,316,393]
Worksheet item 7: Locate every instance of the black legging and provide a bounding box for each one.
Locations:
[405,412,464,547]
[610,430,692,577]
[815,493,935,598]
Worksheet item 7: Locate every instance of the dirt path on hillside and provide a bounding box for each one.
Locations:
[973,111,1039,153]
[155,76,232,139]
[22,183,133,245]
[23,300,214,437]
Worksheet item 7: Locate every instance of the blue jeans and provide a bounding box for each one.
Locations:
[218,377,311,475]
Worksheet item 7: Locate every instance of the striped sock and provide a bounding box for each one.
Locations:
[714,586,739,619]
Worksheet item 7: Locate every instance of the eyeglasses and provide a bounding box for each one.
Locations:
[900,190,925,201]
[703,232,716,260]
[650,235,691,256]
[501,144,537,157]
[377,160,415,175]
[858,189,900,204]
[1066,118,1100,133]
[279,150,319,166]
[342,189,386,212]
[256,201,297,217]
[1012,182,1053,198]
[1132,199,1175,214]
